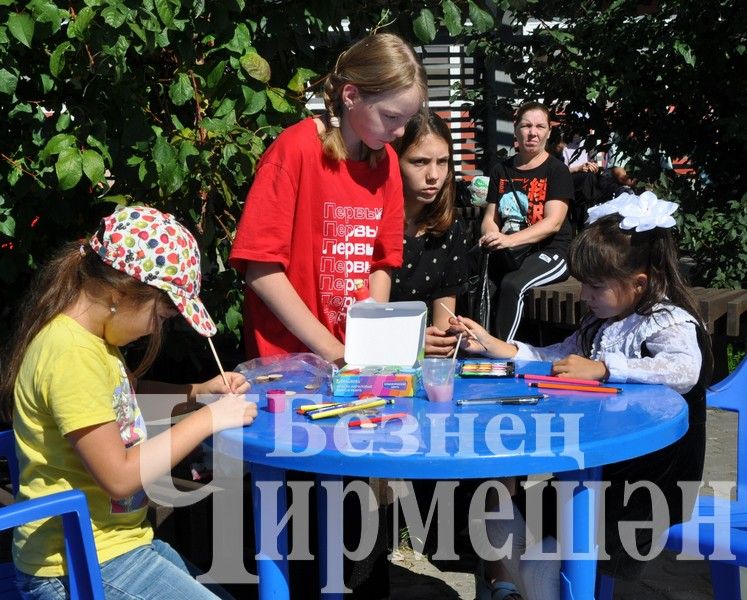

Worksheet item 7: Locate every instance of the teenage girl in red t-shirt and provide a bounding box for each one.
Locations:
[230,33,427,363]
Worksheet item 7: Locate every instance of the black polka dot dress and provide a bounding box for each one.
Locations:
[390,218,469,320]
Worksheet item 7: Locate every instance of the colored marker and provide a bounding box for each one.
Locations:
[308,398,395,420]
[456,394,547,406]
[519,373,601,386]
[528,382,622,394]
[296,402,339,414]
[348,412,409,428]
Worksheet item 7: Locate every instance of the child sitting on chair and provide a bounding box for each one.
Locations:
[452,192,713,600]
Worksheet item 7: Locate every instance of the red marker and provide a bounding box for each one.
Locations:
[528,382,622,394]
[519,373,601,386]
[348,412,409,428]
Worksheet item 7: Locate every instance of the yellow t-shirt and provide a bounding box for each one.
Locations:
[13,314,153,576]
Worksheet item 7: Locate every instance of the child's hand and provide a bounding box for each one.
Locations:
[424,325,459,357]
[448,315,519,358]
[193,372,251,397]
[551,355,608,381]
[202,393,258,433]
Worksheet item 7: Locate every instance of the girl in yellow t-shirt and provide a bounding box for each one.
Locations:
[0,205,257,599]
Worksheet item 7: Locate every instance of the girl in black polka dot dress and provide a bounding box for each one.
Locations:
[391,110,469,356]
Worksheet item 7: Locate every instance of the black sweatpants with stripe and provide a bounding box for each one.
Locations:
[490,250,569,340]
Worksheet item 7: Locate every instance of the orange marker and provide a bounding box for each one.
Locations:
[528,382,622,394]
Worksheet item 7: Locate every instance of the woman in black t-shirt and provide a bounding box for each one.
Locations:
[391,110,469,356]
[480,102,574,340]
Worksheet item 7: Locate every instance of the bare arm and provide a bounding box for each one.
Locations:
[421,296,459,357]
[480,199,569,250]
[68,394,256,500]
[369,268,392,303]
[432,296,455,332]
[480,203,500,236]
[245,261,345,363]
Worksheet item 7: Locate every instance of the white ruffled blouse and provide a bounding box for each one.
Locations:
[513,304,702,394]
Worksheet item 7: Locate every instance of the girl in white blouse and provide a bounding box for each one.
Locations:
[454,192,713,600]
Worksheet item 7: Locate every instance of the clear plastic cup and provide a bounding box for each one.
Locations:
[421,358,456,403]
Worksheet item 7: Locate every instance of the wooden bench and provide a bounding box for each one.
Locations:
[526,277,747,337]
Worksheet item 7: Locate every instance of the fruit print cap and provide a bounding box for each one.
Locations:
[89,205,217,337]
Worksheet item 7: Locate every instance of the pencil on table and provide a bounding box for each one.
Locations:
[528,382,622,394]
[519,373,601,386]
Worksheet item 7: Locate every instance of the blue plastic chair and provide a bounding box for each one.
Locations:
[0,429,105,599]
[597,357,747,599]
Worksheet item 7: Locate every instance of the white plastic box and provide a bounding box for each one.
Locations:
[332,301,427,397]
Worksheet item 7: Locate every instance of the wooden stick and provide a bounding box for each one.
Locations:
[207,337,231,390]
[439,302,478,341]
[439,301,459,321]
[452,333,463,365]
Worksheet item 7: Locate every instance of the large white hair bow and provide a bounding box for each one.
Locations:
[586,191,678,232]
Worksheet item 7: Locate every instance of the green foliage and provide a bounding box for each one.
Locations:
[459,0,747,289]
[0,0,498,370]
[727,343,745,374]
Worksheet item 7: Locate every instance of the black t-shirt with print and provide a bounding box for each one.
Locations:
[486,154,574,255]
[390,218,469,320]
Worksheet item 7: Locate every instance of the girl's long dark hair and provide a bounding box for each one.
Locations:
[392,110,455,235]
[0,242,169,421]
[570,215,713,388]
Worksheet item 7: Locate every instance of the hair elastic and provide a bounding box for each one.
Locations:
[79,244,86,257]
[329,115,340,128]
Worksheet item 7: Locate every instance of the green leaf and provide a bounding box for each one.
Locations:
[29,0,67,31]
[82,149,105,184]
[225,304,241,333]
[213,97,236,119]
[86,134,112,164]
[0,68,17,95]
[413,8,437,44]
[154,0,174,27]
[40,73,54,93]
[674,40,696,66]
[242,87,266,115]
[206,60,227,88]
[467,1,494,33]
[40,133,76,161]
[68,6,95,39]
[169,73,194,105]
[442,0,462,37]
[49,41,73,77]
[240,52,271,83]
[55,147,83,190]
[101,6,127,28]
[266,87,293,113]
[7,12,34,47]
[0,214,16,237]
[128,21,147,43]
[226,23,252,53]
[287,67,317,93]
[152,135,183,194]
[201,117,230,134]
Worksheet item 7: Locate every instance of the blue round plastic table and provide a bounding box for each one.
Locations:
[215,360,688,600]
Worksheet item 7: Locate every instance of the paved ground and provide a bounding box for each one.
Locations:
[388,407,740,599]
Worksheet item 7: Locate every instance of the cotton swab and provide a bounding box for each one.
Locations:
[207,337,231,390]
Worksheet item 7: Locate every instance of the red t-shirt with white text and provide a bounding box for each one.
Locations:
[229,118,404,357]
